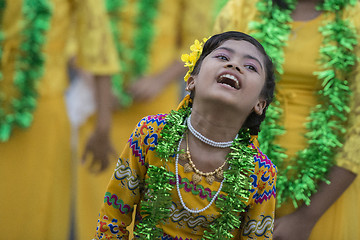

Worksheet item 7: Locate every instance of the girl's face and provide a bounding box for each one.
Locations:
[187,40,267,115]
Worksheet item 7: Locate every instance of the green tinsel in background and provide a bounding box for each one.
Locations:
[250,0,358,207]
[0,0,52,142]
[106,0,161,108]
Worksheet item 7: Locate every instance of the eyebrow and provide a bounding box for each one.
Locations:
[215,46,264,70]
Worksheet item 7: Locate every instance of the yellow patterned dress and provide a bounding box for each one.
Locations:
[0,0,118,239]
[214,0,360,239]
[76,1,217,239]
[93,96,277,239]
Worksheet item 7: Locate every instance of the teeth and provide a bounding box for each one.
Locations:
[219,74,239,89]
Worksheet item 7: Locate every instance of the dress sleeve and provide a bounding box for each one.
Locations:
[238,148,277,239]
[93,117,150,239]
[334,4,360,174]
[212,0,258,34]
[74,0,120,75]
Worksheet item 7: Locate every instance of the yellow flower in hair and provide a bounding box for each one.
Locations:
[190,40,202,52]
[181,37,210,82]
[184,72,191,82]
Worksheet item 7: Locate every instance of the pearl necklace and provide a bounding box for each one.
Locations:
[187,114,237,148]
[175,136,224,214]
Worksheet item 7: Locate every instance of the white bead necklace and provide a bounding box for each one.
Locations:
[175,136,224,214]
[187,114,237,148]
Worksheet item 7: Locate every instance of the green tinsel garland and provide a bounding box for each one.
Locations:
[135,99,256,239]
[0,0,52,142]
[135,106,189,239]
[131,0,161,77]
[250,0,358,207]
[203,131,255,239]
[106,0,161,107]
[105,0,132,107]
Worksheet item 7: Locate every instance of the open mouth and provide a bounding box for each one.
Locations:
[217,74,240,90]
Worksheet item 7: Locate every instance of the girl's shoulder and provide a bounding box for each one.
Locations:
[133,114,168,135]
[251,144,277,173]
[249,144,277,203]
[128,114,169,159]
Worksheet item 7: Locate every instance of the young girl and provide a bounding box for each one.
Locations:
[93,31,277,239]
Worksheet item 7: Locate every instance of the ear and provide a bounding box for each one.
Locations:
[186,76,196,92]
[254,99,267,115]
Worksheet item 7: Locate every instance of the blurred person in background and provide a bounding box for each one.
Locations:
[76,0,220,239]
[214,0,360,239]
[0,0,119,239]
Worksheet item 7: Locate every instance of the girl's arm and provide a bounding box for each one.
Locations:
[273,166,356,240]
[93,117,150,239]
[239,151,277,239]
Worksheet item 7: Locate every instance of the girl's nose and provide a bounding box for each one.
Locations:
[226,63,241,73]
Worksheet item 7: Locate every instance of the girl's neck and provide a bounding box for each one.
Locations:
[189,107,244,143]
[291,0,322,22]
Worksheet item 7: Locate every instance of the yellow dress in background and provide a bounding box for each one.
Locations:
[76,1,216,239]
[0,0,118,239]
[214,0,360,239]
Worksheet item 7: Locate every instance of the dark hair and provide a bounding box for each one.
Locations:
[272,0,290,9]
[190,31,275,135]
[272,0,324,10]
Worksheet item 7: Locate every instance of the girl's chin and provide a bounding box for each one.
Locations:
[196,94,239,108]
